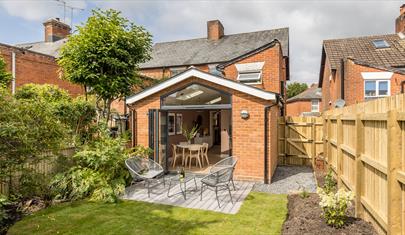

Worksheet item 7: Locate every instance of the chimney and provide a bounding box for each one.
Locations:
[207,20,224,40]
[396,4,405,33]
[43,18,71,42]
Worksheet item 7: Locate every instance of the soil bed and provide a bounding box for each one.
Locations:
[282,193,376,235]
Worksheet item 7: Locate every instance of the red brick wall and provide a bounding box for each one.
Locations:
[222,43,285,95]
[287,100,311,116]
[140,65,209,80]
[344,60,405,106]
[321,56,405,110]
[0,44,83,97]
[128,76,278,182]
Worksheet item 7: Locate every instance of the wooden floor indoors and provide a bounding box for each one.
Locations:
[122,176,254,214]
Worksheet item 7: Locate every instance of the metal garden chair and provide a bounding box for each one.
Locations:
[125,156,165,197]
[200,166,235,208]
[210,156,238,190]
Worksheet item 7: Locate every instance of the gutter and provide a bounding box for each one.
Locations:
[264,94,280,184]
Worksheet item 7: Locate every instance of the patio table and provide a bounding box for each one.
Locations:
[167,174,198,200]
[176,143,204,166]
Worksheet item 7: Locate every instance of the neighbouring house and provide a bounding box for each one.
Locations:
[126,20,289,182]
[318,5,405,111]
[0,18,83,96]
[286,84,322,116]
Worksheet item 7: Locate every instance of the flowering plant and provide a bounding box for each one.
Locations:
[317,187,355,228]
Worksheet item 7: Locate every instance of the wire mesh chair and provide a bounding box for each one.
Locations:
[125,156,165,197]
[210,156,238,190]
[200,166,235,208]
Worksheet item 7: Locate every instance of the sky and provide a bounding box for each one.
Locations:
[0,0,402,84]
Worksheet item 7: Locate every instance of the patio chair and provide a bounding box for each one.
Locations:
[185,145,202,169]
[210,156,238,190]
[200,166,235,208]
[200,143,209,166]
[125,156,165,197]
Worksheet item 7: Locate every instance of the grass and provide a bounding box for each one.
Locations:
[8,192,287,235]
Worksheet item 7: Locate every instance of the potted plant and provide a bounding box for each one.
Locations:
[182,125,199,144]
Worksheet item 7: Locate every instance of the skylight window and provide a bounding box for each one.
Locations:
[372,39,390,49]
[176,90,203,101]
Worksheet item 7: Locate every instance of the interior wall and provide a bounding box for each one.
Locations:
[167,110,210,156]
[220,109,231,154]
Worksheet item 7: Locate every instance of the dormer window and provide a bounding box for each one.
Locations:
[372,39,390,49]
[235,62,264,85]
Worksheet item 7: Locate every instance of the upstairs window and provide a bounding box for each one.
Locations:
[235,62,264,85]
[311,100,320,112]
[237,71,262,84]
[364,80,390,98]
[372,39,390,49]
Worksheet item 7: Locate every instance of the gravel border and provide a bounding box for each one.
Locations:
[252,166,317,194]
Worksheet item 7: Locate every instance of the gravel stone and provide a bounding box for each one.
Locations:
[252,166,317,194]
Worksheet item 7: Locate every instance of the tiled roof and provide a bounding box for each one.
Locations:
[287,85,322,102]
[15,38,68,58]
[14,28,289,70]
[140,28,289,68]
[323,33,405,70]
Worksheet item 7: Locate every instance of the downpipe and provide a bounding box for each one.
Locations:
[264,95,280,184]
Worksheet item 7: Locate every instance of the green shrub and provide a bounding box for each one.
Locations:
[15,84,71,103]
[51,127,131,203]
[317,187,354,228]
[323,169,336,194]
[130,145,153,158]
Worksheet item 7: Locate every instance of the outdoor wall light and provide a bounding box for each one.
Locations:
[240,110,249,119]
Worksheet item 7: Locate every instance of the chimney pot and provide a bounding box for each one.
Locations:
[43,18,71,42]
[207,20,224,40]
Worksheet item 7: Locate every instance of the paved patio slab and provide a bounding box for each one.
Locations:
[123,175,254,214]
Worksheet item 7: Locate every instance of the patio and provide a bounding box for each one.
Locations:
[122,175,254,214]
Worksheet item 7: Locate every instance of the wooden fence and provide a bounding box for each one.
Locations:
[323,93,405,235]
[0,148,75,196]
[278,116,323,166]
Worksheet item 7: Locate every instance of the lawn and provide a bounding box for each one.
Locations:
[9,192,287,235]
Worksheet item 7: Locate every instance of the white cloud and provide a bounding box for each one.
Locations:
[1,0,401,84]
[95,1,401,84]
[0,0,86,25]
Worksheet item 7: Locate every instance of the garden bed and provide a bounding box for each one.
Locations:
[282,193,377,235]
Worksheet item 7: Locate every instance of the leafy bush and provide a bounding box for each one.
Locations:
[15,84,96,144]
[317,187,355,228]
[0,56,12,88]
[130,145,153,158]
[323,169,337,194]
[14,84,71,103]
[51,127,131,203]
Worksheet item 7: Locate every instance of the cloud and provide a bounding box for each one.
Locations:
[95,1,401,84]
[1,0,401,84]
[0,0,86,25]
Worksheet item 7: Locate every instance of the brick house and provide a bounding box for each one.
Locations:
[318,6,405,111]
[126,20,289,182]
[0,18,83,96]
[286,84,322,116]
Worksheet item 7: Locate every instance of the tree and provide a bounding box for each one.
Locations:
[286,82,308,98]
[0,56,11,88]
[58,9,152,122]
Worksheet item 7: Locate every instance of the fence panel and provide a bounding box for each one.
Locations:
[0,147,75,196]
[278,116,323,166]
[323,93,405,235]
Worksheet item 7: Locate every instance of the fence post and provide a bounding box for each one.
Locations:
[387,110,401,235]
[311,117,316,167]
[336,115,343,188]
[354,113,364,218]
[284,117,288,165]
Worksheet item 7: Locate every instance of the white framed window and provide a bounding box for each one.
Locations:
[235,62,264,85]
[311,100,320,112]
[237,71,262,84]
[364,80,390,99]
